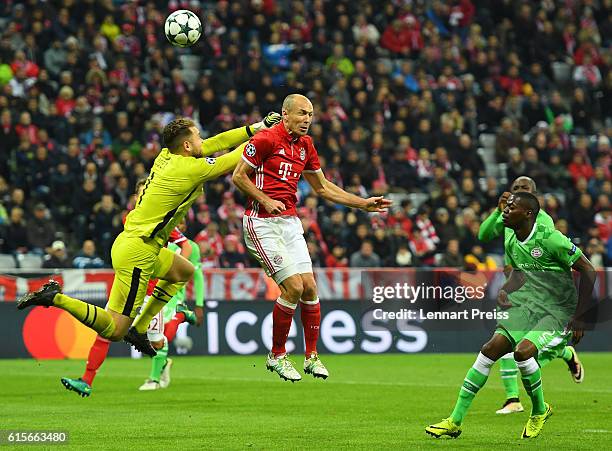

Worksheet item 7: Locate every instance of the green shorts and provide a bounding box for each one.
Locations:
[107,232,176,318]
[495,305,572,363]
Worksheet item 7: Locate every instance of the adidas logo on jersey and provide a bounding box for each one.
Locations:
[278,148,286,155]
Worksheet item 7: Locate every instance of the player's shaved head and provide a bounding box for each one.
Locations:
[282,94,311,113]
[513,191,540,217]
[511,176,537,194]
[163,117,197,152]
[282,94,313,137]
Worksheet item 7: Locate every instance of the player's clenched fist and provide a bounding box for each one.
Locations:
[262,112,281,128]
[250,112,282,134]
[566,316,585,345]
[496,289,512,309]
[498,191,511,211]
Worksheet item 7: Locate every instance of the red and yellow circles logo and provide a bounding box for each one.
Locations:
[22,307,97,359]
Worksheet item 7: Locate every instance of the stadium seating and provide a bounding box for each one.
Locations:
[0,254,16,269]
[16,254,43,270]
[0,0,608,269]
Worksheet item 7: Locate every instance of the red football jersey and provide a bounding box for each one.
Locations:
[242,123,321,218]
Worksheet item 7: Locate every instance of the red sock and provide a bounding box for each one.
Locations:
[301,300,321,357]
[164,312,186,342]
[272,299,296,358]
[82,335,110,386]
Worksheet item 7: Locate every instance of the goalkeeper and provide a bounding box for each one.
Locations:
[139,232,204,391]
[17,113,281,358]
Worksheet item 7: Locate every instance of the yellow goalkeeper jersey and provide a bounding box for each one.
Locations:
[124,127,249,247]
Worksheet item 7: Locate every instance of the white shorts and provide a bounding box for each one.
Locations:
[243,215,312,284]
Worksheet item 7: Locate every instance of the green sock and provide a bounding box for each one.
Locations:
[560,346,573,362]
[150,340,168,382]
[54,293,115,338]
[450,353,494,425]
[499,353,519,399]
[517,358,546,415]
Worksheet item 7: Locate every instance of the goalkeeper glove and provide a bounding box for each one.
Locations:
[248,112,281,135]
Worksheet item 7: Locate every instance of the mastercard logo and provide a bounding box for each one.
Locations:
[22,307,98,359]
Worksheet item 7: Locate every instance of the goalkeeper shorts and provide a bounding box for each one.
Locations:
[107,232,176,318]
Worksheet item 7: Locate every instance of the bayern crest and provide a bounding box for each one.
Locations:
[273,254,284,265]
[299,147,306,160]
[530,247,543,258]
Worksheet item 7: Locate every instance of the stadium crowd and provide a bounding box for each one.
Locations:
[0,0,610,270]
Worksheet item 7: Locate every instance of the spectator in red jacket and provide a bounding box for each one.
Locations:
[568,153,594,184]
[14,112,39,145]
[55,85,76,117]
[449,0,475,29]
[381,19,423,55]
[388,208,413,237]
[10,50,39,78]
[325,245,349,268]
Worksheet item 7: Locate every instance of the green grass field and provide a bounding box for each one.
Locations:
[1,354,611,449]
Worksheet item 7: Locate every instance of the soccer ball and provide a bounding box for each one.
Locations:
[164,10,202,47]
[173,335,193,354]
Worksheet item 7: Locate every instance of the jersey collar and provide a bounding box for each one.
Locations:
[518,222,537,245]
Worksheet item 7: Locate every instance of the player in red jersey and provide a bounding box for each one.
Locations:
[233,94,391,381]
[60,180,196,397]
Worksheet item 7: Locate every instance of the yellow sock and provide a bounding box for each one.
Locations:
[132,280,186,333]
[54,294,116,339]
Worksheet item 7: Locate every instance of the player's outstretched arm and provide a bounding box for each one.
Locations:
[303,170,392,212]
[201,113,281,157]
[197,143,247,182]
[568,254,597,344]
[232,159,286,214]
[478,192,510,242]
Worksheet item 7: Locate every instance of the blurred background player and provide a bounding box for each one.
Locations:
[140,224,204,391]
[17,115,280,360]
[479,176,584,414]
[60,180,195,397]
[426,192,595,439]
[233,94,391,382]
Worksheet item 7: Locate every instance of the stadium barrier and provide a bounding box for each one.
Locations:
[2,268,611,303]
[1,268,611,359]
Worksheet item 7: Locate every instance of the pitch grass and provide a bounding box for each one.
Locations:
[1,354,611,450]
